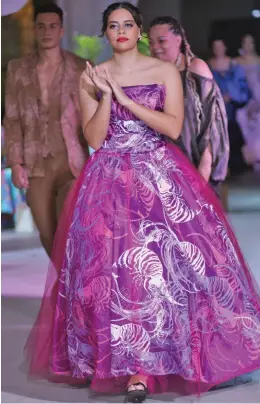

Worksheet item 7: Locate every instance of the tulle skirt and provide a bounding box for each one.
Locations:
[25,143,260,396]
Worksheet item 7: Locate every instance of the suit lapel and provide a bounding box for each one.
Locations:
[61,51,78,119]
[24,53,40,119]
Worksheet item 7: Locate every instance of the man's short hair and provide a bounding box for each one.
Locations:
[34,3,64,25]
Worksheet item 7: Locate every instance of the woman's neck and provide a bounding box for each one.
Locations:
[241,52,257,61]
[214,56,229,61]
[210,56,231,70]
[112,48,141,72]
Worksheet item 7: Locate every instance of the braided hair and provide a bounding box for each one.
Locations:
[149,16,203,133]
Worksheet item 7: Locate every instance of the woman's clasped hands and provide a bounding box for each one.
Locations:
[85,61,132,107]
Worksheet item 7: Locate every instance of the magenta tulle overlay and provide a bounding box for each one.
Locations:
[25,84,260,396]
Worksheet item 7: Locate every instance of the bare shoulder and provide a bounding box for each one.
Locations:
[138,55,175,75]
[145,56,177,73]
[162,63,181,87]
[144,55,164,67]
[148,61,182,90]
[190,58,213,79]
[161,60,179,74]
[144,59,179,85]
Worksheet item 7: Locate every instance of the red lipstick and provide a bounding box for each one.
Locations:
[117,37,128,42]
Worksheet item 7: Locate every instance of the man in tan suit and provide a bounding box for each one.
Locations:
[4,3,89,256]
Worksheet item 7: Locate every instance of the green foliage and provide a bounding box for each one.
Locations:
[137,34,151,56]
[73,35,103,63]
[73,33,151,63]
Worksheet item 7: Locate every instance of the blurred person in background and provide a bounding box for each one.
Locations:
[208,37,251,176]
[149,16,229,201]
[236,34,260,172]
[4,3,89,256]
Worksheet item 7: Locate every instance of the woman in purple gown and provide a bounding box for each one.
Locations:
[25,2,260,403]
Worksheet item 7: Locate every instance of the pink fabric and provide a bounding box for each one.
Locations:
[25,84,260,396]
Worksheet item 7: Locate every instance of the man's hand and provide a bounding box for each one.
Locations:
[68,146,87,178]
[11,164,29,189]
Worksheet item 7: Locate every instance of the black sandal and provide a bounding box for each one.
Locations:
[124,382,148,403]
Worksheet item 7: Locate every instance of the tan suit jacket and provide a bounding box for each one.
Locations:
[4,50,89,177]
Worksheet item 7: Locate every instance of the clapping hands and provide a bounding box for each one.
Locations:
[85,62,132,107]
[85,62,112,95]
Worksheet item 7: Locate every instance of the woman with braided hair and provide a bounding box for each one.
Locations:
[149,17,229,197]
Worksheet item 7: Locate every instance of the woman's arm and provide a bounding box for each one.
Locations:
[190,58,213,79]
[197,145,213,182]
[189,58,229,182]
[107,63,184,140]
[79,68,112,150]
[190,58,214,181]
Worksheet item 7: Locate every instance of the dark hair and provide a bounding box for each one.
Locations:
[149,16,194,70]
[208,36,227,50]
[34,3,63,25]
[101,2,143,36]
[149,16,203,134]
[241,33,255,43]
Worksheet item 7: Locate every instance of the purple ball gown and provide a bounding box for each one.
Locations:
[25,84,260,396]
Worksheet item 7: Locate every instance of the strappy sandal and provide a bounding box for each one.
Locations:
[124,382,148,403]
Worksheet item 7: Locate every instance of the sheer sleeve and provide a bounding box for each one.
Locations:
[198,78,229,182]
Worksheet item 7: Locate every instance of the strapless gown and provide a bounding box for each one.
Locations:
[25,84,260,396]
